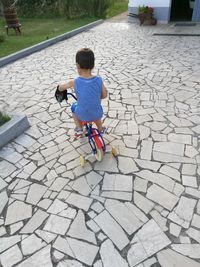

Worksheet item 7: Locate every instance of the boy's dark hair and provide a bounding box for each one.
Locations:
[76,48,95,70]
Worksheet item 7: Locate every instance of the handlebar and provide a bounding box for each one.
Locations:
[55,86,77,103]
[66,92,77,101]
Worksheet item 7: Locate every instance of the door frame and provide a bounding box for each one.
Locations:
[169,0,195,21]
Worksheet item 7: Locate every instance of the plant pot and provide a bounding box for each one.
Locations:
[138,12,156,26]
[138,12,151,25]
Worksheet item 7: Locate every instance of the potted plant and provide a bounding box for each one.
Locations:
[137,5,157,25]
[0,111,10,127]
[0,0,21,34]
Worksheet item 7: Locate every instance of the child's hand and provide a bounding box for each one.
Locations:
[58,80,74,91]
[55,86,67,103]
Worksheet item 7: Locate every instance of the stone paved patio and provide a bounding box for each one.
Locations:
[0,13,200,267]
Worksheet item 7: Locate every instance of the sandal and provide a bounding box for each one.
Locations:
[74,127,83,137]
[100,127,106,135]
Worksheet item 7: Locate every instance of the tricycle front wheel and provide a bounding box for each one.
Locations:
[95,147,104,162]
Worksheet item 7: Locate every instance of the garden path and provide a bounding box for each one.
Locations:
[0,13,200,267]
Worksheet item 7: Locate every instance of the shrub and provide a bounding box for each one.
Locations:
[16,0,116,18]
[138,5,154,14]
[0,35,5,43]
[0,112,11,127]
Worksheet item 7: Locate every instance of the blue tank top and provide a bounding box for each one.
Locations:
[74,76,103,122]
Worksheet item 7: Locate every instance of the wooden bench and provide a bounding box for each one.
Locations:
[5,23,21,35]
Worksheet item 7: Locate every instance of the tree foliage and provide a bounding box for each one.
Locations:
[16,0,115,18]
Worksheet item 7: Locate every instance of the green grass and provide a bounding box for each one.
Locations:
[0,1,128,58]
[0,112,11,127]
[0,17,97,58]
[106,0,128,18]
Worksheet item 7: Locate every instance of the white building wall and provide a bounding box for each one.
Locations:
[129,0,171,7]
[128,0,172,23]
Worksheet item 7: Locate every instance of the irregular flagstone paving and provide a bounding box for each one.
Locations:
[0,13,200,266]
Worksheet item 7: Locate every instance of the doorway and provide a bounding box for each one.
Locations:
[170,0,193,21]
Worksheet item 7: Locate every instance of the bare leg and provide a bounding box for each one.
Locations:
[72,113,82,129]
[94,119,103,132]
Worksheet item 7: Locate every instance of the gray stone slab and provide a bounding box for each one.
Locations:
[57,260,84,267]
[128,219,171,266]
[105,199,145,235]
[182,175,197,188]
[10,222,23,235]
[31,166,49,181]
[134,159,161,172]
[153,151,196,163]
[171,244,200,259]
[159,165,181,181]
[0,177,7,191]
[157,249,200,267]
[168,133,192,145]
[0,191,8,215]
[5,201,32,225]
[14,133,36,148]
[140,140,153,160]
[20,209,49,234]
[26,183,47,205]
[16,245,52,267]
[102,173,132,192]
[35,229,56,243]
[146,184,179,211]
[100,239,128,267]
[47,199,68,214]
[0,235,21,253]
[94,154,118,172]
[169,223,181,237]
[150,210,168,231]
[94,210,129,250]
[43,214,71,235]
[69,176,92,196]
[118,157,139,174]
[186,227,200,243]
[53,236,99,266]
[67,210,96,244]
[168,196,197,228]
[21,234,46,256]
[0,245,23,267]
[153,142,185,156]
[191,214,200,229]
[65,192,93,211]
[134,191,155,214]
[49,177,69,192]
[137,170,175,192]
[101,191,132,201]
[0,160,16,179]
[0,151,23,164]
[133,177,148,193]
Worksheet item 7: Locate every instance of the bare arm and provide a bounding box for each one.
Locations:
[101,82,107,99]
[58,79,74,91]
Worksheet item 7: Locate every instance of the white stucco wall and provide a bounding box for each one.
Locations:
[129,0,171,8]
[128,0,172,23]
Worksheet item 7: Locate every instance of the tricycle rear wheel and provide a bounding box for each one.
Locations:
[95,146,104,161]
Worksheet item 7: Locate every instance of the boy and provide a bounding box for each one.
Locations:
[58,48,107,136]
